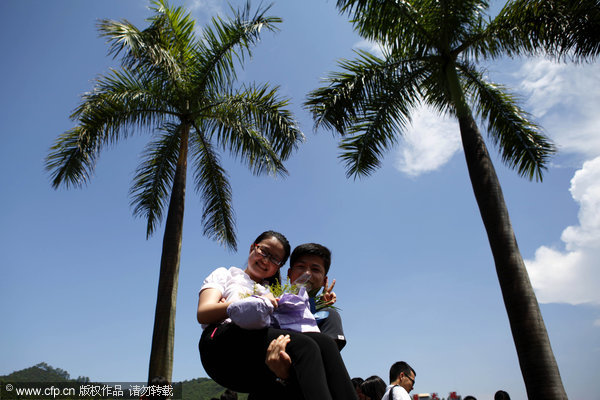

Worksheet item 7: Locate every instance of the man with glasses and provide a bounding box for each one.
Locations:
[381,361,416,400]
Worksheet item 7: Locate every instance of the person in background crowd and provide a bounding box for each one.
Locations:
[352,377,365,399]
[381,361,416,400]
[359,375,386,400]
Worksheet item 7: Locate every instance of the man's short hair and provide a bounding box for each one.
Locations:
[290,243,331,274]
[494,390,510,400]
[389,361,415,384]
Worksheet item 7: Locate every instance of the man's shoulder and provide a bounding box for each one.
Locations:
[383,385,411,400]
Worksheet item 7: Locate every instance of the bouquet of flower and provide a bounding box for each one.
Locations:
[270,277,319,333]
[272,273,339,312]
[228,273,338,331]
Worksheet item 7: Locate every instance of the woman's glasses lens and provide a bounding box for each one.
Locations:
[255,244,282,266]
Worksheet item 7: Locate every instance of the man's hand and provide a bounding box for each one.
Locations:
[321,277,337,306]
[266,334,292,380]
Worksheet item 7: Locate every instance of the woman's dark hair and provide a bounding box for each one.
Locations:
[360,375,386,400]
[351,377,364,391]
[253,230,290,286]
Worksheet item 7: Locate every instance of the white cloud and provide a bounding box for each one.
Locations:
[390,60,600,179]
[394,106,461,176]
[352,39,385,58]
[525,156,600,305]
[188,0,225,23]
[594,319,600,327]
[516,59,600,306]
[516,59,600,157]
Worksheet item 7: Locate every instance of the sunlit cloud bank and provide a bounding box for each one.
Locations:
[394,106,460,176]
[383,56,600,306]
[517,59,600,157]
[516,60,600,306]
[525,156,600,305]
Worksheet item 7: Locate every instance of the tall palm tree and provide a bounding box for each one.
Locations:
[306,0,566,398]
[46,0,303,382]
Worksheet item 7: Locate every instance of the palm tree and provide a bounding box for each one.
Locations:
[46,0,303,382]
[306,0,566,398]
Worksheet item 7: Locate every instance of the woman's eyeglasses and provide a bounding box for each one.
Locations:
[254,244,284,267]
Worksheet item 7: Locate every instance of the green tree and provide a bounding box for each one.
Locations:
[46,0,303,382]
[306,0,565,398]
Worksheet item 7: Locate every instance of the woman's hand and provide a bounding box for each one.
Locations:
[262,292,279,309]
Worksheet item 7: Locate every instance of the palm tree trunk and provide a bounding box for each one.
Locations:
[148,124,189,384]
[445,65,567,399]
[458,114,567,399]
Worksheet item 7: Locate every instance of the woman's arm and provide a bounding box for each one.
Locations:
[197,288,230,324]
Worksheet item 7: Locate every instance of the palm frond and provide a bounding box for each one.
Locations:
[48,68,175,189]
[338,70,423,178]
[491,0,600,61]
[98,16,182,82]
[206,83,303,170]
[152,0,196,50]
[306,50,397,134]
[192,1,281,95]
[418,56,457,117]
[190,131,236,250]
[98,0,198,84]
[71,68,174,145]
[307,51,424,178]
[435,0,492,50]
[455,12,504,61]
[130,124,181,238]
[336,0,434,55]
[460,63,555,181]
[202,112,287,178]
[45,127,101,189]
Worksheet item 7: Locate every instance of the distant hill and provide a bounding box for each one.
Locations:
[0,362,89,383]
[178,377,247,399]
[1,363,247,400]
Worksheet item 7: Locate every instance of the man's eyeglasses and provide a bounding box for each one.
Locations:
[254,244,284,267]
[404,373,415,386]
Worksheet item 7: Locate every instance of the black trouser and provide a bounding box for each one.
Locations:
[199,323,357,400]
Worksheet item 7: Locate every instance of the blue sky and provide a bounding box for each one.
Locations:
[1,1,599,399]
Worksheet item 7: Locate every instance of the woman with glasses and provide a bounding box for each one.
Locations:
[197,230,357,400]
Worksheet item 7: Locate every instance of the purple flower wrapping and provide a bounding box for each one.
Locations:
[227,295,274,329]
[272,287,319,332]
